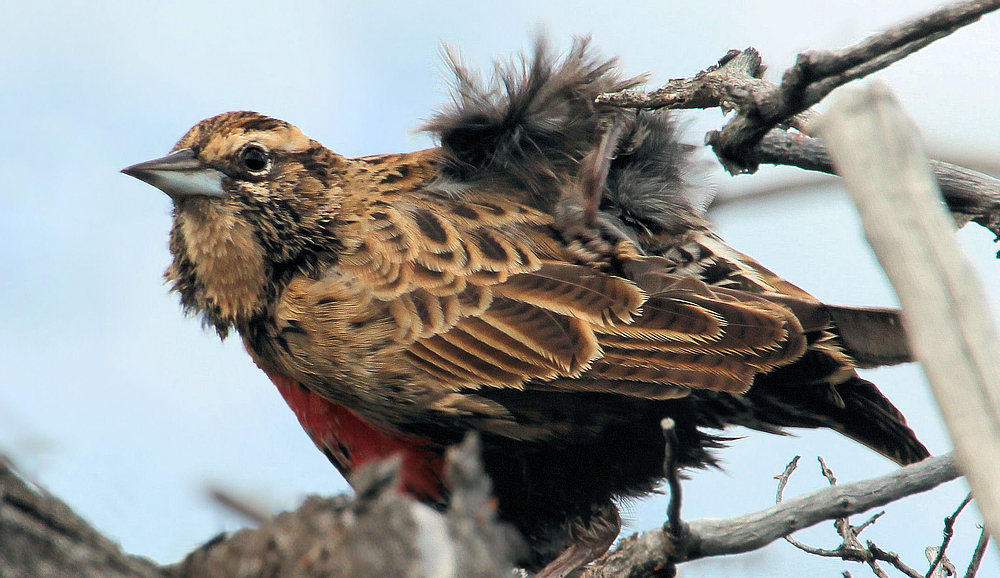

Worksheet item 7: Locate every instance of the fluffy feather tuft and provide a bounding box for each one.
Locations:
[424,37,644,206]
[604,112,715,238]
[425,38,713,248]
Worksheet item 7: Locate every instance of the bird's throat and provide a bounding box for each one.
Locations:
[169,202,269,331]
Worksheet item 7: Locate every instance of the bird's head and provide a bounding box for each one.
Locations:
[123,111,345,335]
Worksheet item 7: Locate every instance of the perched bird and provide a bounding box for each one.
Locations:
[123,40,927,577]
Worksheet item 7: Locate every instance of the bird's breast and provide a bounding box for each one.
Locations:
[265,368,448,502]
[244,271,451,426]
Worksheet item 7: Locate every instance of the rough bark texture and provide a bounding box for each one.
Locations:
[598,0,1000,175]
[0,458,164,578]
[0,451,961,578]
[1,439,524,578]
[597,1,1000,239]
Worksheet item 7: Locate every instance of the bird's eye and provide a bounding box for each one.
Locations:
[240,145,271,174]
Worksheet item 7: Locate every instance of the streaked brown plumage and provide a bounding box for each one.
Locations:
[124,40,927,577]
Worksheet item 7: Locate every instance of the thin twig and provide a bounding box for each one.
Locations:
[206,486,271,526]
[964,528,990,578]
[774,455,801,503]
[770,457,928,577]
[582,454,960,577]
[869,543,924,578]
[597,4,1000,241]
[821,460,915,578]
[595,49,764,111]
[774,456,838,555]
[818,457,838,486]
[926,493,973,578]
[925,547,958,578]
[866,556,892,578]
[815,457,855,547]
[747,130,1000,238]
[854,511,886,536]
[782,0,999,111]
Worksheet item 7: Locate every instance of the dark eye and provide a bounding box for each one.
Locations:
[240,145,270,174]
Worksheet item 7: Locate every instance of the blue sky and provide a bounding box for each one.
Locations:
[1,1,997,575]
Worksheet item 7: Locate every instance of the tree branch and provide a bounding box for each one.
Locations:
[0,455,164,578]
[597,0,1000,240]
[927,493,974,577]
[5,4,999,578]
[600,0,1000,174]
[750,130,1000,237]
[965,529,991,578]
[0,449,962,578]
[1,439,523,578]
[581,454,960,578]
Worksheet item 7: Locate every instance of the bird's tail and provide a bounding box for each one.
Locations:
[743,365,930,466]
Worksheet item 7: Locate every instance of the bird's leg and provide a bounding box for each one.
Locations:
[553,114,631,266]
[581,115,627,231]
[533,504,622,578]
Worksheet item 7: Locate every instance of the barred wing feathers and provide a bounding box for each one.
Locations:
[333,197,809,397]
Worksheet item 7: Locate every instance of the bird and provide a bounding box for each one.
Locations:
[123,39,928,577]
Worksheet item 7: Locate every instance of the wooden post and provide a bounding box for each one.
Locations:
[819,82,1000,545]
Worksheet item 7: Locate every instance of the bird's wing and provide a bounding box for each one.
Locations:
[667,233,913,367]
[323,195,809,398]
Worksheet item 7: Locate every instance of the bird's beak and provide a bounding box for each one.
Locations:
[121,149,227,199]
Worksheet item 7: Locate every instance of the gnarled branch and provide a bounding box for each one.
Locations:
[598,0,1000,239]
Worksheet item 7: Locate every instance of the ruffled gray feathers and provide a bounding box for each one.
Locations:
[425,38,712,240]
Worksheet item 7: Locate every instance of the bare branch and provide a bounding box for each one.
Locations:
[6,5,1000,577]
[780,0,1000,114]
[868,543,923,578]
[597,1,1000,241]
[748,130,1000,237]
[855,512,886,536]
[660,418,684,542]
[1,439,523,578]
[5,448,958,578]
[964,529,990,578]
[774,457,917,578]
[0,455,164,578]
[927,494,974,578]
[599,0,1000,175]
[773,456,834,556]
[924,546,958,578]
[596,48,768,112]
[818,457,838,487]
[206,486,271,527]
[774,455,801,504]
[581,454,959,578]
[863,550,892,578]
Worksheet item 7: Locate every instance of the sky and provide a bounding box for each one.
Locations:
[1,1,998,576]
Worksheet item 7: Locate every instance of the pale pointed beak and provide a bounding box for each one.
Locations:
[121,149,227,199]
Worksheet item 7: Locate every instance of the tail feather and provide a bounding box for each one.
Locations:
[744,372,929,466]
[826,305,913,368]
